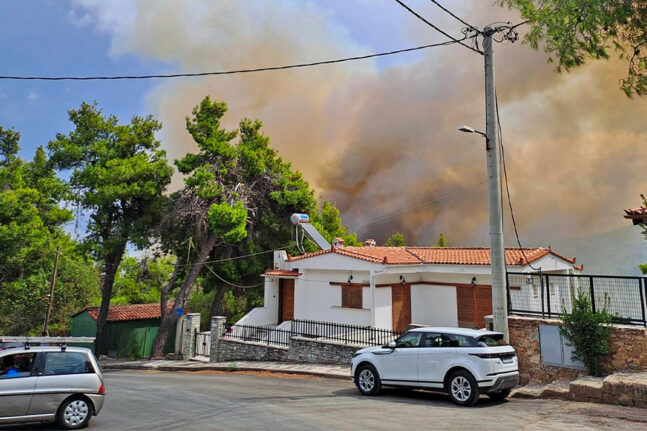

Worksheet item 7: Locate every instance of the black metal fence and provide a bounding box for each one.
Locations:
[291,319,402,346]
[223,323,292,347]
[507,272,647,326]
[223,320,402,347]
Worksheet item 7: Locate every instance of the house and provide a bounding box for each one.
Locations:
[236,243,581,332]
[71,303,176,358]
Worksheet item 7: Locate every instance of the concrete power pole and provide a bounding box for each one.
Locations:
[42,246,61,337]
[483,26,509,340]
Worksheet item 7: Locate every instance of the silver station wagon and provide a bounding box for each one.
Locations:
[0,345,105,429]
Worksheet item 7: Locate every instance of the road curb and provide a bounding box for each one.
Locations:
[101,362,352,381]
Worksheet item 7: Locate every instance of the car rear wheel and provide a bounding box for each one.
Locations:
[487,389,511,401]
[56,397,92,430]
[448,370,479,406]
[355,364,382,396]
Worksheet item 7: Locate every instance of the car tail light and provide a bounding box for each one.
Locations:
[470,353,516,359]
[98,384,105,394]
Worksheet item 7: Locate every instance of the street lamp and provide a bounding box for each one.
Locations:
[458,121,508,340]
[458,125,487,138]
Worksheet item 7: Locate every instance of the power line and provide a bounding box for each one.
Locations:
[392,0,482,55]
[495,91,540,271]
[0,39,472,81]
[428,0,478,32]
[187,241,265,289]
[348,180,487,231]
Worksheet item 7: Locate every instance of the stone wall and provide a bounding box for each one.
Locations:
[203,316,360,364]
[509,315,647,384]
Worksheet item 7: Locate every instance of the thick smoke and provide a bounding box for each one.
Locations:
[71,0,647,249]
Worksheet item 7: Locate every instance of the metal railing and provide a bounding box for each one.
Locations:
[507,272,647,326]
[222,320,402,348]
[223,324,291,347]
[194,331,211,357]
[291,319,402,346]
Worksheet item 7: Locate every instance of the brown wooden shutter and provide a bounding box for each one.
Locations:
[351,285,363,309]
[342,285,352,308]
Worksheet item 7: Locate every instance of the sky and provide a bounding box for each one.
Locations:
[1,0,646,272]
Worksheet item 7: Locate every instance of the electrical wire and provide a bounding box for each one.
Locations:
[428,0,478,32]
[188,240,265,289]
[392,0,483,55]
[0,39,474,81]
[348,180,487,232]
[495,91,541,272]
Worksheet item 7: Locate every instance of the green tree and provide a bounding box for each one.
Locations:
[0,129,99,335]
[499,1,647,96]
[312,201,359,247]
[111,256,175,305]
[435,233,447,247]
[151,97,251,356]
[384,232,405,247]
[559,289,613,376]
[48,102,173,354]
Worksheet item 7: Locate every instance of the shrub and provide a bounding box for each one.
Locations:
[559,288,613,376]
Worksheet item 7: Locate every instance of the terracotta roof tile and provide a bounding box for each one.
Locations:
[286,246,577,267]
[83,302,174,322]
[263,269,302,277]
[624,206,647,224]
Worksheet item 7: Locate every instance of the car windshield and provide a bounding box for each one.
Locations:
[477,334,507,347]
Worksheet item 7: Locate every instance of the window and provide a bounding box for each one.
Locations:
[478,334,507,347]
[341,284,363,309]
[0,353,36,379]
[422,333,444,347]
[446,334,478,347]
[43,352,94,376]
[395,332,423,348]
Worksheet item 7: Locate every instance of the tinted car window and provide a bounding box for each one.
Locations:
[478,334,507,347]
[446,334,478,347]
[43,352,94,376]
[0,353,36,379]
[395,332,423,348]
[422,333,445,347]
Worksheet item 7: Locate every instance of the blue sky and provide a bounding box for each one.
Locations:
[0,1,168,159]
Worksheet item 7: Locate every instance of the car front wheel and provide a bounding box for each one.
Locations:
[448,370,479,406]
[57,397,92,429]
[355,364,382,396]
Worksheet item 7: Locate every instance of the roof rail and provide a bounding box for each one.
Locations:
[1,336,95,344]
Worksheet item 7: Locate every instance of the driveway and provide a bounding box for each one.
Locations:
[2,370,646,430]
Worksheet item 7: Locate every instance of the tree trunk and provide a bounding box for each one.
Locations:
[150,233,217,358]
[94,242,127,356]
[210,284,231,318]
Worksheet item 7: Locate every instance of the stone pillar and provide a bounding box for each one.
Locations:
[181,313,201,360]
[210,316,227,362]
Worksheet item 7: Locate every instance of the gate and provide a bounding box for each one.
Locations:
[194,331,211,357]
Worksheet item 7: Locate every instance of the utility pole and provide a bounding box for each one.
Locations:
[483,26,508,340]
[42,246,61,337]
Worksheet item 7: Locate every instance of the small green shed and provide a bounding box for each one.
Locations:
[71,303,176,358]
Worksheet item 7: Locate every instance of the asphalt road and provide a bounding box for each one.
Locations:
[2,370,647,431]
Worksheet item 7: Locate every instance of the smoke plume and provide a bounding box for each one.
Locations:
[71,0,647,250]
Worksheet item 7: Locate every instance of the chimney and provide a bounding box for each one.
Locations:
[363,239,376,247]
[332,237,345,248]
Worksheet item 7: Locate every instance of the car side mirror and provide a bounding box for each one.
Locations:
[387,341,396,349]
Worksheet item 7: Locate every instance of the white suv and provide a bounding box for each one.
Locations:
[351,327,519,406]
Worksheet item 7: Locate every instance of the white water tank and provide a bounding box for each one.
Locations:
[290,213,310,225]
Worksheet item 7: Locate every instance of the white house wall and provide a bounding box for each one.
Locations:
[294,269,372,326]
[411,284,458,327]
[374,287,392,330]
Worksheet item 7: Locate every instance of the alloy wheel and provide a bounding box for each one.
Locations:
[450,376,472,402]
[359,368,375,393]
